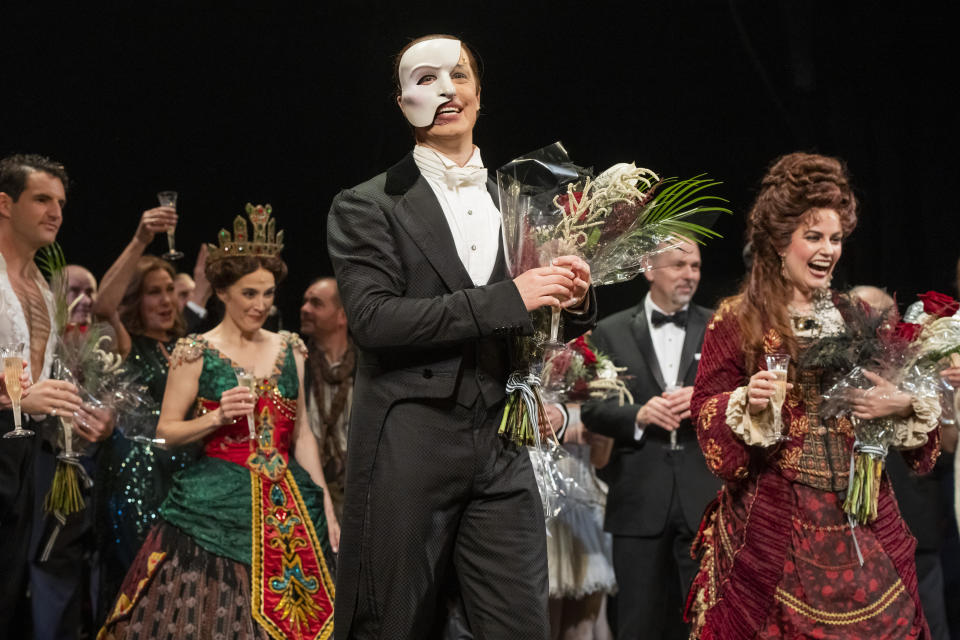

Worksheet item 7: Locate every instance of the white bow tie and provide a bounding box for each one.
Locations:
[443,166,488,190]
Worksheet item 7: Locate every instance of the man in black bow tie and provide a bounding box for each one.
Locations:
[582,239,720,640]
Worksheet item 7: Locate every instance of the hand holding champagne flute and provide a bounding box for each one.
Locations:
[2,343,32,438]
[664,383,685,451]
[765,353,790,442]
[233,366,258,445]
[157,190,183,260]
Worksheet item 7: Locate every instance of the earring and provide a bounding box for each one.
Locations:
[779,254,787,279]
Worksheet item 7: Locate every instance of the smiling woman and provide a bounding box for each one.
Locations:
[92,253,197,624]
[685,153,940,640]
[99,204,337,640]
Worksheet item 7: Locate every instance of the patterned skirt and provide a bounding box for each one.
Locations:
[97,522,271,640]
[757,485,920,638]
[689,476,925,639]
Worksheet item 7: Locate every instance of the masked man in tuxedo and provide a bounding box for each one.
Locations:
[327,34,596,640]
[582,240,720,640]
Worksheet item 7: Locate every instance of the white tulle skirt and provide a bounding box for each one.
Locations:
[544,443,617,599]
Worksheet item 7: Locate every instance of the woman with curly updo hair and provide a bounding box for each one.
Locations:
[101,208,337,639]
[685,153,941,638]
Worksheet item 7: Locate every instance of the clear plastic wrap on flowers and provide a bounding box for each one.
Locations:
[529,438,605,523]
[496,143,727,449]
[541,336,632,406]
[56,322,162,444]
[497,141,730,286]
[816,290,957,527]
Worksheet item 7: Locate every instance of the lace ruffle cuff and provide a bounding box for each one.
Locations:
[724,386,782,448]
[892,393,941,450]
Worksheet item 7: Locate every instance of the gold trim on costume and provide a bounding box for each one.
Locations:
[774,579,906,625]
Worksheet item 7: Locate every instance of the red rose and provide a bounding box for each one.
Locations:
[918,291,959,318]
[556,191,588,222]
[892,322,923,343]
[572,335,597,365]
[568,378,591,401]
[546,349,573,380]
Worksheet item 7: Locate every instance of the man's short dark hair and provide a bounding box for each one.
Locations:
[0,154,70,201]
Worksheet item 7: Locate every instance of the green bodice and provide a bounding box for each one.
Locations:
[194,332,300,401]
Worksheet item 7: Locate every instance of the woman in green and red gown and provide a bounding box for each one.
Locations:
[100,206,338,639]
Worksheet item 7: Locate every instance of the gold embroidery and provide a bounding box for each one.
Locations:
[286,331,308,357]
[785,388,801,410]
[763,328,783,354]
[778,443,802,469]
[703,439,724,474]
[792,517,850,532]
[788,415,809,439]
[98,551,167,638]
[836,416,854,439]
[250,471,335,640]
[688,510,720,639]
[171,337,204,367]
[774,579,906,625]
[699,397,720,432]
[707,296,741,330]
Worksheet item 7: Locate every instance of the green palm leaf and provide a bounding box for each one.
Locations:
[36,242,71,333]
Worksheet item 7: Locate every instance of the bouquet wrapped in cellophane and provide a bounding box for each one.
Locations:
[495,142,729,450]
[528,335,633,520]
[817,291,957,528]
[542,335,632,406]
[38,245,155,518]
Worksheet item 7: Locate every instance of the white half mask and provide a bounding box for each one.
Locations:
[398,38,462,127]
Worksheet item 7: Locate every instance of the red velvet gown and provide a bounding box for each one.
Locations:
[686,296,941,640]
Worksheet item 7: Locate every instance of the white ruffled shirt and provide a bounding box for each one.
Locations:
[0,252,57,384]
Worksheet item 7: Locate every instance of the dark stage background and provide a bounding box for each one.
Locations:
[4,2,956,327]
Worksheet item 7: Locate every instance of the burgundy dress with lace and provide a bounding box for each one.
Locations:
[686,296,941,640]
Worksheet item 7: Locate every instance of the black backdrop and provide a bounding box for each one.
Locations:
[3,2,956,326]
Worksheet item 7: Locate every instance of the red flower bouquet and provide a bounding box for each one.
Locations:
[542,335,631,405]
[919,290,960,318]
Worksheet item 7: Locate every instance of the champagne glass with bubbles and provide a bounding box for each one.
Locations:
[664,382,685,451]
[765,353,791,443]
[2,343,32,438]
[50,359,82,458]
[233,366,258,444]
[157,190,183,260]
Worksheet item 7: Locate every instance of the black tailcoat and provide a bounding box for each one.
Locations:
[327,152,596,638]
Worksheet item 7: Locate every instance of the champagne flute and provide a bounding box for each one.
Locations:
[2,343,32,438]
[233,366,258,444]
[157,190,184,260]
[765,353,791,443]
[664,383,685,451]
[51,360,81,459]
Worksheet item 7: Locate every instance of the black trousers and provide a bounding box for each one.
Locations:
[0,411,39,636]
[351,397,549,640]
[612,483,698,640]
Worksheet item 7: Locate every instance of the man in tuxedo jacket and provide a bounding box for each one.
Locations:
[582,240,720,640]
[327,35,596,640]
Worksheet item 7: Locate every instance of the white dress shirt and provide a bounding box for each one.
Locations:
[412,145,502,286]
[634,293,689,440]
[645,293,687,389]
